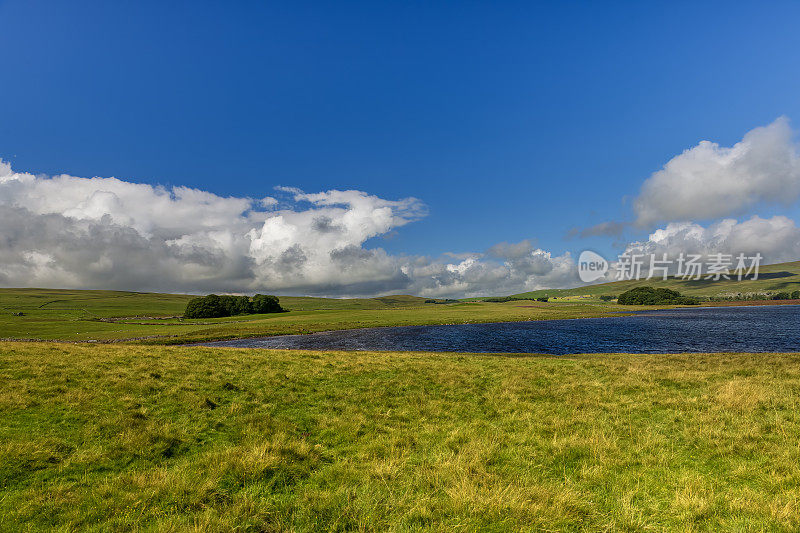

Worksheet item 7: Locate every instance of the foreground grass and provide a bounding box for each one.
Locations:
[2,342,800,531]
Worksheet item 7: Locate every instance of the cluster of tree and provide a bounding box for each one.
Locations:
[599,295,616,301]
[184,294,285,319]
[617,287,700,306]
[424,298,461,304]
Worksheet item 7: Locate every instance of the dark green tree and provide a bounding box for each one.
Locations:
[184,294,284,318]
[252,294,284,314]
[219,295,253,315]
[184,294,227,318]
[617,287,699,305]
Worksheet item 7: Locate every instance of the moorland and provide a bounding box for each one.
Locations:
[3,343,800,531]
[2,260,799,344]
[2,262,800,531]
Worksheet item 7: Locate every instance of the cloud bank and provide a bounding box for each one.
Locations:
[6,116,800,298]
[0,160,577,297]
[622,215,800,266]
[633,117,800,227]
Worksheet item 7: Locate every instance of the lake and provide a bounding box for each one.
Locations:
[198,305,800,354]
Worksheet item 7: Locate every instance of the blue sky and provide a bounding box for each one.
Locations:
[2,1,800,296]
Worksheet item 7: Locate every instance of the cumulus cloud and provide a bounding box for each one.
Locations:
[406,246,578,298]
[0,160,578,297]
[633,117,800,227]
[621,215,800,266]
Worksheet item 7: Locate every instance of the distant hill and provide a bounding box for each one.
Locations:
[0,288,429,318]
[511,260,800,300]
[0,288,434,341]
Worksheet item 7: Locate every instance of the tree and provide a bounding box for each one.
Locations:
[252,294,284,314]
[219,295,253,315]
[184,294,227,318]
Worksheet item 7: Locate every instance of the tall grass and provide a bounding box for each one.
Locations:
[2,342,800,531]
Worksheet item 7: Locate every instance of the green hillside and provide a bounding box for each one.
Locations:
[0,286,630,343]
[0,288,429,317]
[0,289,631,344]
[0,289,444,342]
[3,260,799,343]
[512,260,800,301]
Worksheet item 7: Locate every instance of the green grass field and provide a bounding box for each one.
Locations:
[0,288,638,343]
[2,260,799,343]
[2,342,800,531]
[2,269,800,531]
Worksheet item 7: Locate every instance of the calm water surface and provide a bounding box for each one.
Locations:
[199,305,800,354]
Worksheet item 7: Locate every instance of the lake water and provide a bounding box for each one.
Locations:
[198,305,800,354]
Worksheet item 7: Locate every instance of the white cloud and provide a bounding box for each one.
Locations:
[0,160,577,297]
[633,117,800,227]
[622,215,800,265]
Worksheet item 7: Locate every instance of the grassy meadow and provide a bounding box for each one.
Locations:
[2,261,799,344]
[0,288,636,344]
[2,268,800,531]
[2,342,800,531]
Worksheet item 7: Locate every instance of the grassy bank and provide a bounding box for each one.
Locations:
[2,342,800,531]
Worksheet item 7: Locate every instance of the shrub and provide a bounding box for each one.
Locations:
[772,292,792,300]
[617,287,699,306]
[536,297,548,302]
[792,290,800,299]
